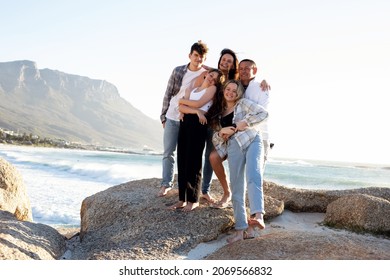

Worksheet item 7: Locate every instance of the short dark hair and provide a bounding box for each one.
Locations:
[240,59,257,67]
[190,40,209,56]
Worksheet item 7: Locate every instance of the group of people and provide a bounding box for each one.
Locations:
[158,40,271,244]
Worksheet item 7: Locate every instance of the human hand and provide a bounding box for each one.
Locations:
[260,80,271,91]
[219,126,236,140]
[235,121,248,132]
[197,111,207,125]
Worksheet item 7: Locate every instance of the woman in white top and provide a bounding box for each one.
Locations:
[168,69,224,212]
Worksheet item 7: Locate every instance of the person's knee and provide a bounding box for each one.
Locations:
[209,150,220,165]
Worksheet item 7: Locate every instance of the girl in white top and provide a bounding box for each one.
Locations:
[168,69,224,212]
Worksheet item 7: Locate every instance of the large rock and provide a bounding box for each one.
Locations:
[0,210,66,260]
[324,194,390,235]
[264,181,390,212]
[76,178,282,260]
[205,209,390,260]
[71,178,390,260]
[0,158,32,221]
[206,229,390,260]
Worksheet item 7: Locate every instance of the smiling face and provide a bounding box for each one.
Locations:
[202,69,224,88]
[188,50,206,71]
[219,53,234,74]
[206,71,219,86]
[223,82,239,102]
[239,60,257,84]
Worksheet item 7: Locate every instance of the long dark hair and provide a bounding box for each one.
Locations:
[207,87,224,130]
[217,48,239,80]
[207,68,225,91]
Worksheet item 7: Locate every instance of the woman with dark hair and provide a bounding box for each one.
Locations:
[217,48,240,80]
[203,48,239,207]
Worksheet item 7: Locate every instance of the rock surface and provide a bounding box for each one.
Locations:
[325,194,390,234]
[0,210,66,260]
[0,158,32,221]
[70,179,389,260]
[206,210,390,260]
[77,178,235,259]
[264,181,390,212]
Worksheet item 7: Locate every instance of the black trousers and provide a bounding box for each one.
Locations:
[177,114,208,203]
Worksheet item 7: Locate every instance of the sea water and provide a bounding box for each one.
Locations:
[1,144,389,227]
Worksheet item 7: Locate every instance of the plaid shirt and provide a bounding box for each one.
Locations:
[160,64,188,123]
[212,98,268,158]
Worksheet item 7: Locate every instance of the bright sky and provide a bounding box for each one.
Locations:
[1,0,389,165]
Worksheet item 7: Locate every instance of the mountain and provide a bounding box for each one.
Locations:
[0,60,163,152]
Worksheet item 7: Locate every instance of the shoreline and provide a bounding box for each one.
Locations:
[0,141,162,157]
[2,143,388,169]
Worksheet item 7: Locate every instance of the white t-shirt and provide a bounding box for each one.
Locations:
[244,79,270,140]
[165,67,206,121]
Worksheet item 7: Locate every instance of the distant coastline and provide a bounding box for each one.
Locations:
[0,140,162,157]
[0,126,162,156]
[1,128,388,170]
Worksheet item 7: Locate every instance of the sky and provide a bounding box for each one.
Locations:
[1,0,389,165]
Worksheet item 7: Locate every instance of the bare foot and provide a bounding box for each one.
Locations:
[227,230,244,244]
[182,202,199,212]
[248,213,265,229]
[200,193,216,204]
[158,186,172,197]
[219,194,231,204]
[243,225,256,239]
[211,194,231,209]
[167,201,186,210]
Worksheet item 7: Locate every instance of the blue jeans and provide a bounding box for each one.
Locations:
[161,118,180,187]
[227,134,264,230]
[201,127,214,194]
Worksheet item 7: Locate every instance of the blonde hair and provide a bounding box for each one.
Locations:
[223,80,244,100]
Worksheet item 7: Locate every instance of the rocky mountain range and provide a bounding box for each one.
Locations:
[0,60,163,152]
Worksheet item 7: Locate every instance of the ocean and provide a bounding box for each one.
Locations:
[1,144,389,227]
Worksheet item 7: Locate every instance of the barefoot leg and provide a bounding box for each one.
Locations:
[227,230,244,244]
[248,213,265,229]
[200,193,216,204]
[158,186,172,197]
[182,202,199,212]
[167,201,186,210]
[210,151,231,203]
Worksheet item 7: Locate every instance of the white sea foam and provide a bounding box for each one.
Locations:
[0,145,163,226]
